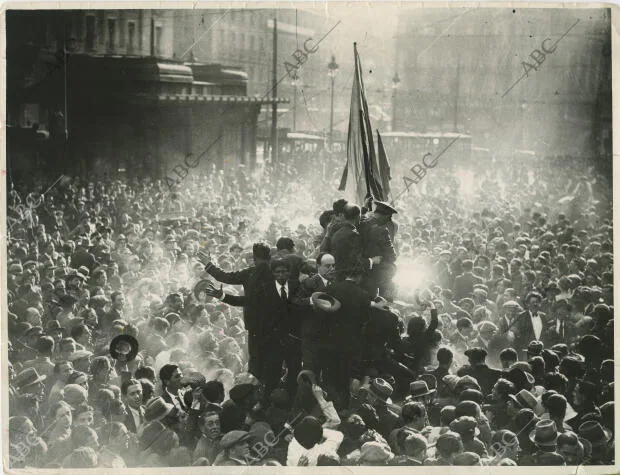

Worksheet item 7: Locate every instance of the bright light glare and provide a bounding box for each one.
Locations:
[393,258,436,298]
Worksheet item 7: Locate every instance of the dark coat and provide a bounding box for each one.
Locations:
[400,308,439,374]
[205,261,271,334]
[325,222,367,272]
[359,215,397,265]
[456,363,503,396]
[454,272,484,300]
[124,406,145,434]
[292,273,328,341]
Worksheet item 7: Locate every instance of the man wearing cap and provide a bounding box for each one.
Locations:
[454,260,484,301]
[364,378,402,440]
[457,347,502,396]
[193,407,223,464]
[213,430,252,465]
[360,200,398,300]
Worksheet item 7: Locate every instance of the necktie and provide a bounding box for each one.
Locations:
[559,320,565,339]
[280,285,287,303]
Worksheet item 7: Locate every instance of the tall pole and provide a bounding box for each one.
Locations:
[293,80,297,131]
[454,56,461,132]
[329,75,335,149]
[150,12,155,56]
[270,17,279,165]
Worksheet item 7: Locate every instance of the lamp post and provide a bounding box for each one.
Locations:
[327,54,339,149]
[391,72,401,131]
[291,70,299,131]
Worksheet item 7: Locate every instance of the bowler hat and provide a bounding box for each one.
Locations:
[310,292,341,312]
[14,367,46,389]
[109,334,139,362]
[529,420,559,447]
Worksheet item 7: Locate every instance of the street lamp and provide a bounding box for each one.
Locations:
[291,70,299,131]
[327,54,339,149]
[391,72,401,131]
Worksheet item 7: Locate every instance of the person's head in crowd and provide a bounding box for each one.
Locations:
[436,347,454,369]
[499,348,518,370]
[199,407,222,440]
[492,378,516,403]
[557,431,586,465]
[134,366,156,383]
[99,422,130,452]
[62,447,98,469]
[139,421,179,457]
[71,425,99,451]
[219,429,251,461]
[72,404,94,428]
[490,430,520,461]
[316,253,336,281]
[47,400,73,431]
[110,291,125,312]
[121,378,143,410]
[401,401,427,431]
[90,356,112,385]
[252,242,271,265]
[573,380,598,411]
[435,431,464,464]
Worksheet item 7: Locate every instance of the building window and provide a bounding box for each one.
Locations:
[155,26,163,56]
[107,18,116,52]
[119,12,126,48]
[128,21,135,54]
[85,15,95,51]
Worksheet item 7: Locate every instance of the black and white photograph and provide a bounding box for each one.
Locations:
[2,4,615,470]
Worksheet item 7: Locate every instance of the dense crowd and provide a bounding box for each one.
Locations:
[6,153,615,467]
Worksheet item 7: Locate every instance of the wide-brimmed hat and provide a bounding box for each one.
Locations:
[578,420,612,448]
[193,279,216,301]
[368,378,394,404]
[109,334,139,362]
[509,389,543,416]
[408,380,436,399]
[68,349,93,362]
[14,367,46,389]
[144,397,174,423]
[529,420,559,447]
[310,292,341,312]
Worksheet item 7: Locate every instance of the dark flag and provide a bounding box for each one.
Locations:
[338,42,384,205]
[376,130,391,201]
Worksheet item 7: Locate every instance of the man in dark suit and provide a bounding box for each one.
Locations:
[322,264,390,408]
[273,237,316,281]
[456,347,502,396]
[159,364,188,413]
[121,378,145,434]
[512,291,550,356]
[543,298,577,347]
[200,243,272,378]
[292,252,336,376]
[322,204,381,276]
[454,260,483,300]
[204,257,302,398]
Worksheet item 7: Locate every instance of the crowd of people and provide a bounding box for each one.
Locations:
[5,152,615,467]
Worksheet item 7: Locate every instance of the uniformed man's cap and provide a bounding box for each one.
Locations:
[374,201,398,215]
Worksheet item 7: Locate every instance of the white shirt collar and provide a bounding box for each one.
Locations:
[276,281,289,294]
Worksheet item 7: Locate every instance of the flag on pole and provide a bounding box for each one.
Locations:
[376,130,391,201]
[338,42,384,205]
